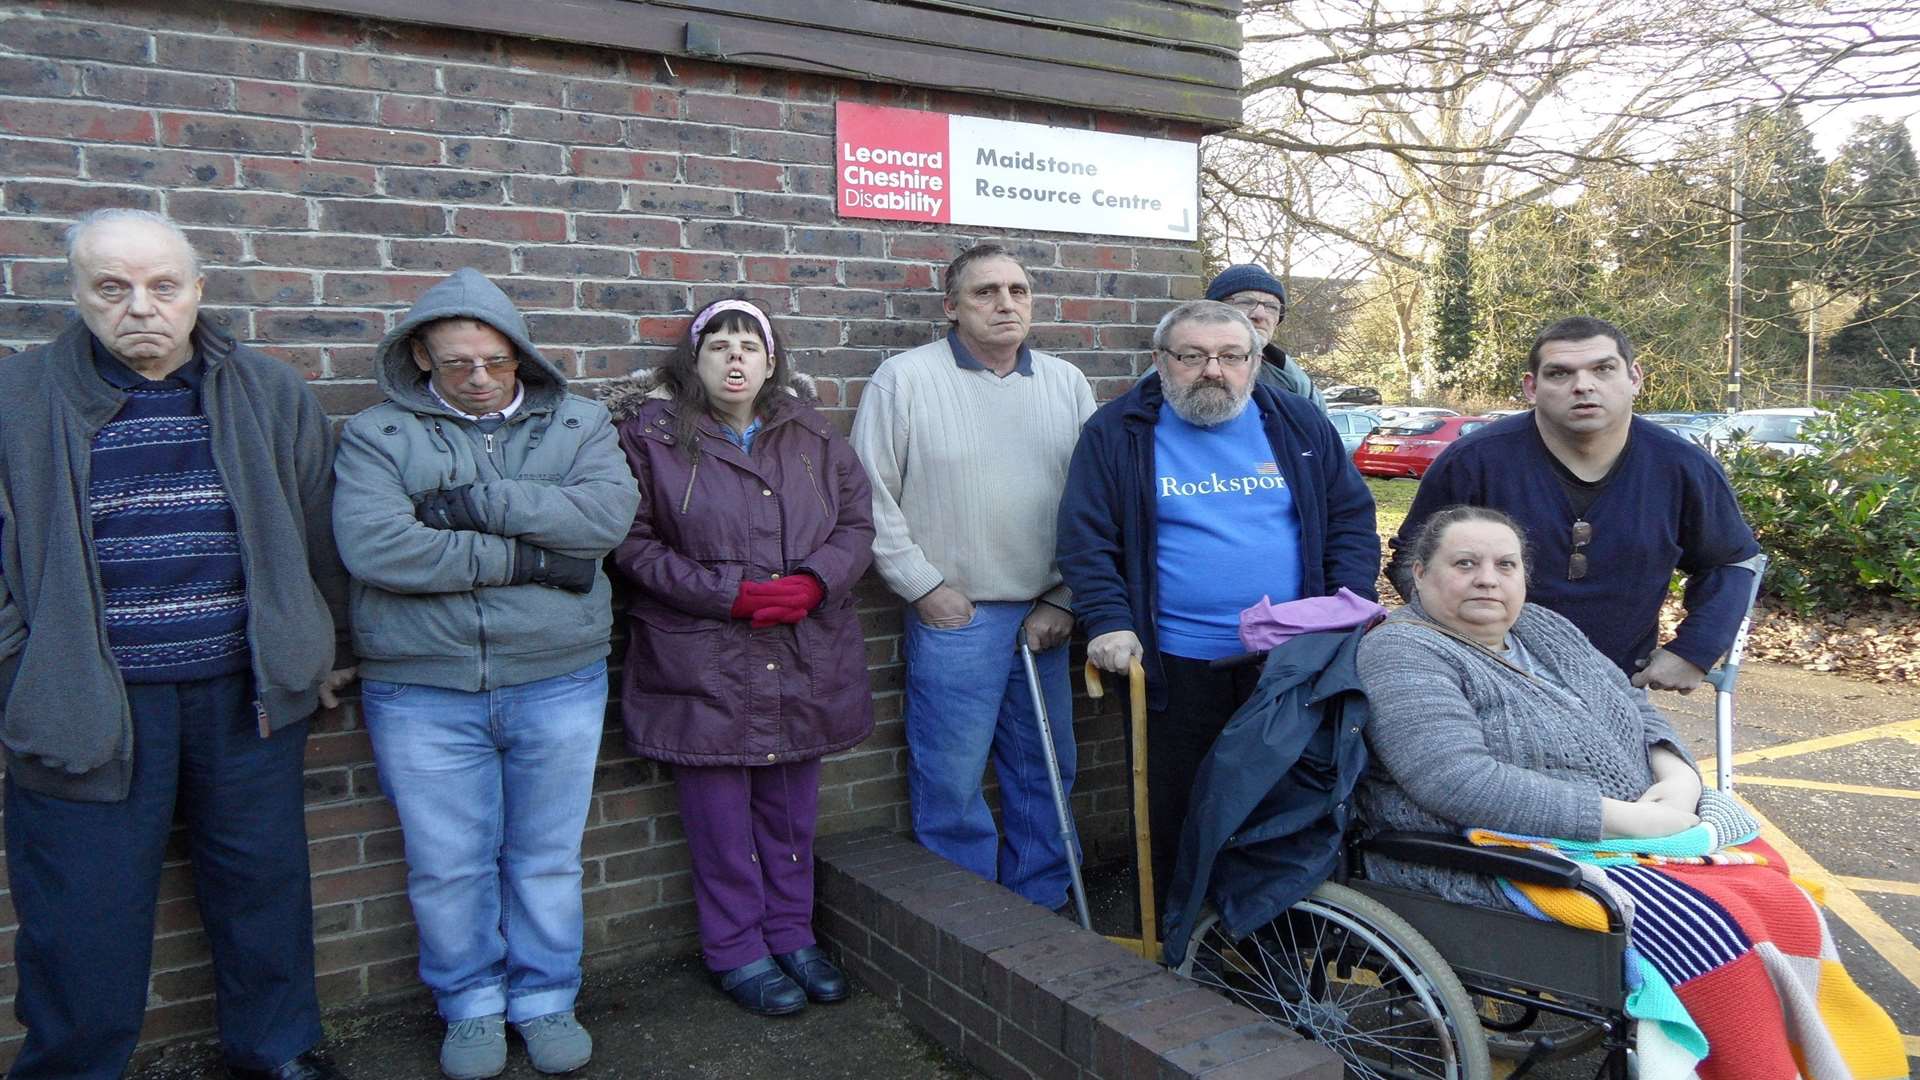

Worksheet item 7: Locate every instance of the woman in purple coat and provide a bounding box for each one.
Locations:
[607,298,875,1017]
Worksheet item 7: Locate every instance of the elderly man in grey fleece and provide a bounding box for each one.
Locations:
[332,268,638,1080]
[0,208,352,1080]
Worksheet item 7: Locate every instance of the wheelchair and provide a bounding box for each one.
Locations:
[1175,830,1629,1080]
[1083,558,1768,1080]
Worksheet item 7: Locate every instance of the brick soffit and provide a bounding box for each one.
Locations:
[225,0,1245,131]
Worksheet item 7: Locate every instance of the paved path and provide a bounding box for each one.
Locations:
[131,951,976,1079]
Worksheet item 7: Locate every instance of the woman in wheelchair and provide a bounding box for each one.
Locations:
[1355,504,1904,1080]
[1357,504,1702,909]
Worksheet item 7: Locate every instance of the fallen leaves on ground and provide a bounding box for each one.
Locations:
[1661,595,1920,685]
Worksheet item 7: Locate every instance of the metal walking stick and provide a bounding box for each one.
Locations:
[1019,628,1092,930]
[1705,553,1770,792]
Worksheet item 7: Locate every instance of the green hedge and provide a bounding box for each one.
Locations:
[1723,391,1920,613]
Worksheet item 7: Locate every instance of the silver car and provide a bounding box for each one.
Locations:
[1701,408,1823,457]
[1327,408,1384,457]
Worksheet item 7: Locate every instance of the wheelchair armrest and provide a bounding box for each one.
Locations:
[1360,831,1584,889]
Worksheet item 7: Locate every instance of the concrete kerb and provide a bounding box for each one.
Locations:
[815,828,1344,1079]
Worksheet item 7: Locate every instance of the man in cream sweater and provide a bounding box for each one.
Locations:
[850,243,1096,909]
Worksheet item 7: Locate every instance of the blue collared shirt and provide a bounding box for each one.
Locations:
[947,329,1034,377]
[92,334,206,390]
[718,416,763,454]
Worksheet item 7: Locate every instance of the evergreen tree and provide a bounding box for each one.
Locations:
[1421,221,1474,398]
[1824,117,1920,387]
[1734,108,1832,391]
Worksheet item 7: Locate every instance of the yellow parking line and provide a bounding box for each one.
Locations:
[1739,796,1920,994]
[1730,776,1920,801]
[1710,717,1920,770]
[1905,1033,1920,1057]
[1838,876,1920,898]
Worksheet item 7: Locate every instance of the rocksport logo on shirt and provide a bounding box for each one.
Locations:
[1158,467,1289,498]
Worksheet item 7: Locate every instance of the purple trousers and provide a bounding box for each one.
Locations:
[673,758,823,972]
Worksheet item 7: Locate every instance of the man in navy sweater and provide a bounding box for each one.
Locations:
[0,210,353,1080]
[1388,316,1760,692]
[1057,299,1378,903]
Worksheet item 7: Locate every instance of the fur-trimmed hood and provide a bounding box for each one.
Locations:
[600,366,818,422]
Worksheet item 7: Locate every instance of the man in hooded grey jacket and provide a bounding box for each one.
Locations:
[332,268,638,1079]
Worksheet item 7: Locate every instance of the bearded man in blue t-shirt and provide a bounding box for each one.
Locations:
[1057,299,1379,902]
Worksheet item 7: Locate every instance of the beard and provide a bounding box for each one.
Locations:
[1162,370,1252,426]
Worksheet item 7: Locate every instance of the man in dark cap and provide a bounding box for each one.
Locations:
[1204,264,1326,413]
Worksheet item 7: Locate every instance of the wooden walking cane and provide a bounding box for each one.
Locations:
[1084,658,1156,961]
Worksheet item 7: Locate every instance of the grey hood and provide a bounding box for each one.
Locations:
[373,267,567,416]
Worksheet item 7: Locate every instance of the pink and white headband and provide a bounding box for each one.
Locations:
[689,299,775,354]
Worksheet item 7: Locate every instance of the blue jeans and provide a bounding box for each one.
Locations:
[902,601,1079,906]
[4,672,322,1078]
[362,661,607,1023]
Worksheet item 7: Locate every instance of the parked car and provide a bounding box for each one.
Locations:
[1700,407,1824,457]
[1642,410,1724,444]
[1373,405,1460,425]
[1325,408,1383,457]
[1325,384,1383,405]
[1353,415,1494,479]
[1480,408,1528,419]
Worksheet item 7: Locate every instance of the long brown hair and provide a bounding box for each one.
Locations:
[656,299,789,458]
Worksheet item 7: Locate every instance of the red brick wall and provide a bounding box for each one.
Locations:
[0,0,1204,1062]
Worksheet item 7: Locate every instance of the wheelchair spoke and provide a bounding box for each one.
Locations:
[1179,886,1487,1080]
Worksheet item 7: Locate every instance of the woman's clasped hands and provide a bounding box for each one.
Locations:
[730,574,826,629]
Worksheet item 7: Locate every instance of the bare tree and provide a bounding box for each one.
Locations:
[1206,0,1920,396]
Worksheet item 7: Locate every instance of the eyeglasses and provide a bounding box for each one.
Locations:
[1162,349,1252,369]
[1568,520,1593,580]
[1224,296,1283,316]
[430,355,519,375]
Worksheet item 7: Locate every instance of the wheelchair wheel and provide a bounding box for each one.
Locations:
[1176,881,1491,1080]
[1473,994,1607,1061]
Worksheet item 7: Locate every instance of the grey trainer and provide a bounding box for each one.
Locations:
[439,1014,507,1080]
[515,1011,593,1074]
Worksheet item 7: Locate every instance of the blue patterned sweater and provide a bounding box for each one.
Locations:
[90,341,249,683]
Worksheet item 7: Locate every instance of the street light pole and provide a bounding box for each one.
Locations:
[1806,294,1816,406]
[1728,159,1745,413]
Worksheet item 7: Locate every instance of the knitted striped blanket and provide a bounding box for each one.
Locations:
[1468,803,1906,1080]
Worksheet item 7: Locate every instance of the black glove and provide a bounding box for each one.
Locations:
[412,484,488,533]
[511,541,596,594]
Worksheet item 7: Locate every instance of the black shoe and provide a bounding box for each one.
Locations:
[717,956,807,1016]
[227,1050,348,1080]
[774,945,850,1003]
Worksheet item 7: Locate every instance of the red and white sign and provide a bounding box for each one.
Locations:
[835,102,1198,241]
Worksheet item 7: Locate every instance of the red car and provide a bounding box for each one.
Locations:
[1352,415,1493,479]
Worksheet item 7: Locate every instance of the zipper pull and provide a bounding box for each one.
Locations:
[254,699,270,738]
[485,432,496,455]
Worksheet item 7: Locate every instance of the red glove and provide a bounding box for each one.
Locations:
[764,568,825,611]
[749,606,808,630]
[730,580,759,620]
[735,574,825,628]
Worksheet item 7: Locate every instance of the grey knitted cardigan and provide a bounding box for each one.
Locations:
[1354,599,1692,909]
